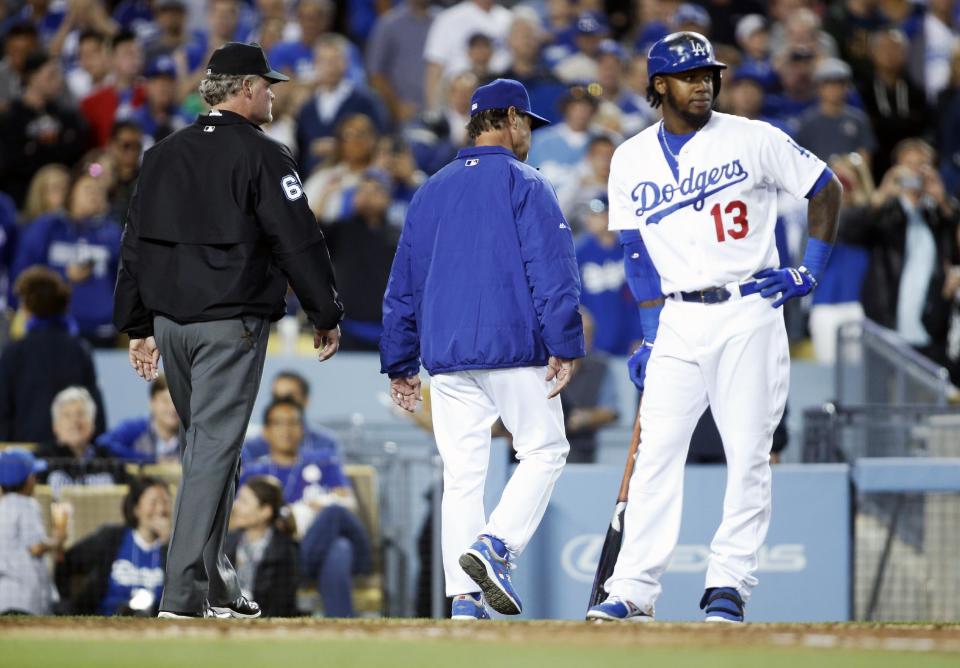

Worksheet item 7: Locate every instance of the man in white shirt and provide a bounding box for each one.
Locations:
[422,0,512,111]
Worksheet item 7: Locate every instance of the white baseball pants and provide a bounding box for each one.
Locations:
[431,366,570,597]
[604,293,789,611]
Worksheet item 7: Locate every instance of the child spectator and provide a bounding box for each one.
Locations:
[0,449,69,615]
[97,375,180,464]
[56,476,171,616]
[0,268,106,443]
[226,476,300,617]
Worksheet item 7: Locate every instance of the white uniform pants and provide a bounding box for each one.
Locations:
[431,366,570,597]
[605,294,789,610]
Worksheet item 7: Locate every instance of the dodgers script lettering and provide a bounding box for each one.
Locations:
[631,161,749,225]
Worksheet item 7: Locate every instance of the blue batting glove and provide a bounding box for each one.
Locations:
[753,266,818,309]
[627,340,654,391]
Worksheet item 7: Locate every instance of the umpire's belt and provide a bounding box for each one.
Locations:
[671,280,762,304]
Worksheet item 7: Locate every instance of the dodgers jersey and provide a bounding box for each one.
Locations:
[608,112,826,294]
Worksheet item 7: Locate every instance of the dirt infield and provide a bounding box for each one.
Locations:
[2,617,959,654]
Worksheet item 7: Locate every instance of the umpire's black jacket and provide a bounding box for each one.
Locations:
[113,109,343,338]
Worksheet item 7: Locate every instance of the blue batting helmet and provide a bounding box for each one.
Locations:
[646,31,726,106]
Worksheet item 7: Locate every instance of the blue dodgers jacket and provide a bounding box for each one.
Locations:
[380,145,584,378]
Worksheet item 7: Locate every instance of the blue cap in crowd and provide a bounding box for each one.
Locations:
[576,11,609,36]
[0,449,47,487]
[675,3,711,29]
[469,78,551,129]
[144,55,177,79]
[597,39,625,61]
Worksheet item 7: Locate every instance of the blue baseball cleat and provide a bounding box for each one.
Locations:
[700,587,745,623]
[450,593,490,620]
[586,597,654,623]
[459,534,522,615]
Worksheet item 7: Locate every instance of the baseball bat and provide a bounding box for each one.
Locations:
[587,398,642,609]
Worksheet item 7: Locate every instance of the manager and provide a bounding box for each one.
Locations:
[113,42,343,619]
[380,79,584,619]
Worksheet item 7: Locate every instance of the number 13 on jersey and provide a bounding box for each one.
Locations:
[711,200,748,243]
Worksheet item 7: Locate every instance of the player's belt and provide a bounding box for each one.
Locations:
[673,280,762,304]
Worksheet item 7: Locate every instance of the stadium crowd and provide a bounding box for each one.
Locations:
[1,0,960,617]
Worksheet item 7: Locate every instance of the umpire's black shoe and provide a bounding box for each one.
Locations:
[209,596,261,619]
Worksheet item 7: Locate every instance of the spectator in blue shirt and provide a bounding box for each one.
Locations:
[575,195,642,357]
[242,370,341,463]
[131,55,190,146]
[528,85,599,205]
[268,0,366,85]
[97,375,181,464]
[12,169,122,347]
[56,476,171,615]
[241,399,371,617]
[734,14,778,92]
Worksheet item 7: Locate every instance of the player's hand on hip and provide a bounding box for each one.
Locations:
[390,375,422,412]
[129,336,161,381]
[546,356,579,399]
[314,325,341,362]
[754,267,817,309]
[627,340,654,391]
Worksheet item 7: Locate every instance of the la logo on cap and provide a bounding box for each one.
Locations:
[471,103,478,111]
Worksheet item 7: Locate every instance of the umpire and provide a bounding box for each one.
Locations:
[113,43,343,619]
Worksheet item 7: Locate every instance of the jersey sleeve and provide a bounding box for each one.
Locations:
[619,229,662,302]
[254,142,344,330]
[757,122,827,201]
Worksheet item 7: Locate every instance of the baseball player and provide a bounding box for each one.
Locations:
[380,79,584,619]
[586,32,841,623]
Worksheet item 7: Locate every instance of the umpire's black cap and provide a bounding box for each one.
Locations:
[205,42,289,83]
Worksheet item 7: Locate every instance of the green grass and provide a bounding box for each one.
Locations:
[1,638,956,668]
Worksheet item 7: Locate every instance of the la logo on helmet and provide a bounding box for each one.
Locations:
[690,42,707,56]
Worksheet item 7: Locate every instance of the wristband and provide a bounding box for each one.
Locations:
[639,303,663,342]
[801,237,833,280]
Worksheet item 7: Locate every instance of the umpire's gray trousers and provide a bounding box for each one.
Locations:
[155,314,269,613]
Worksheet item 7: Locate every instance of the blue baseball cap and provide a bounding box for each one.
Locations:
[469,78,551,129]
[576,11,609,36]
[0,449,47,487]
[144,55,177,79]
[675,3,711,29]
